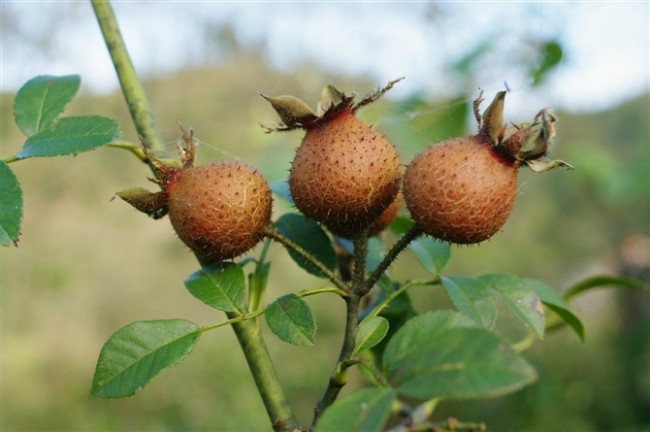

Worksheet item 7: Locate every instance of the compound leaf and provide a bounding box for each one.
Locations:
[525,278,584,341]
[184,263,246,312]
[16,116,121,159]
[0,161,22,246]
[384,311,536,400]
[480,274,545,338]
[354,316,389,355]
[14,74,80,136]
[441,276,496,329]
[265,294,316,346]
[91,319,200,399]
[315,387,397,432]
[409,237,451,275]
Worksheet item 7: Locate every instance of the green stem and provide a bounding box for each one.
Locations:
[364,278,440,322]
[91,0,166,158]
[265,228,348,292]
[1,156,19,164]
[365,226,422,291]
[298,286,348,299]
[227,312,298,431]
[312,293,361,426]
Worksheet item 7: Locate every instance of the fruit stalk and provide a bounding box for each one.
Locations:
[265,228,348,292]
[365,226,423,291]
[91,0,166,159]
[227,312,298,431]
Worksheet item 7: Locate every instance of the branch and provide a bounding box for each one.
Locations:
[265,227,349,293]
[227,312,298,431]
[365,226,422,290]
[91,0,166,160]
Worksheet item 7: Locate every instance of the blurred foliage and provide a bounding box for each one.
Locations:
[3,49,649,432]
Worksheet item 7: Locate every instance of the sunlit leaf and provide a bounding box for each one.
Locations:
[384,311,536,400]
[275,213,337,278]
[184,263,246,312]
[441,276,496,328]
[16,116,121,159]
[315,388,397,432]
[480,274,545,338]
[524,278,584,341]
[0,161,22,246]
[91,319,200,398]
[14,74,80,136]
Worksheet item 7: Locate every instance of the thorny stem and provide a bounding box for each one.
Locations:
[265,227,349,293]
[91,2,297,429]
[352,229,370,295]
[365,226,422,291]
[91,0,166,161]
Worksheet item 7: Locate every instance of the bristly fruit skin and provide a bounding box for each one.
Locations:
[403,135,517,244]
[289,110,401,238]
[167,161,272,262]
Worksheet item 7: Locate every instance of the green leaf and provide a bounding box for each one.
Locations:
[389,216,414,235]
[0,161,23,246]
[184,263,246,312]
[355,317,389,355]
[441,276,496,329]
[315,388,397,432]
[265,294,316,346]
[383,311,536,400]
[91,319,200,399]
[383,310,476,369]
[14,74,80,136]
[369,290,417,360]
[564,275,646,302]
[524,278,584,341]
[275,213,337,278]
[409,237,451,274]
[16,116,121,159]
[480,274,545,338]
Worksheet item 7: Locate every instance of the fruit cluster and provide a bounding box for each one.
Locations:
[118,81,571,264]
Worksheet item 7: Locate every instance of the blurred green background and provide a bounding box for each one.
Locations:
[2,3,649,431]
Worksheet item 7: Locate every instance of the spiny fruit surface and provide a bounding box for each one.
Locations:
[289,110,401,238]
[167,161,272,262]
[403,135,517,244]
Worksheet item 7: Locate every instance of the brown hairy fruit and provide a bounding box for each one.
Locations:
[167,161,272,262]
[289,110,401,238]
[403,135,517,244]
[368,192,402,236]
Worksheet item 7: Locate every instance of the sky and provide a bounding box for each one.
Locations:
[1,2,648,113]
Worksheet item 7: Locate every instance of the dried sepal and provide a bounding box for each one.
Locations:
[524,158,574,172]
[353,77,405,111]
[116,187,168,219]
[479,91,507,145]
[318,84,346,115]
[260,94,317,131]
